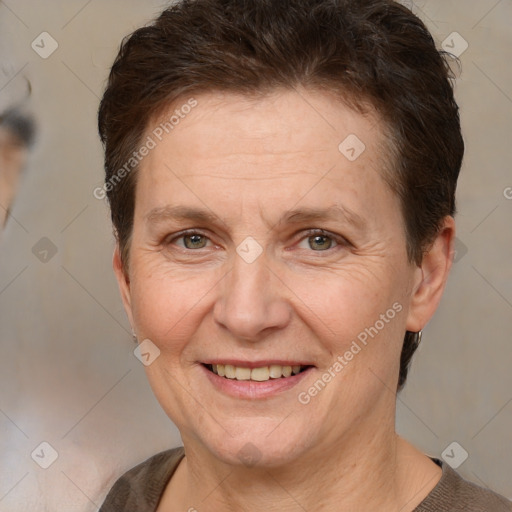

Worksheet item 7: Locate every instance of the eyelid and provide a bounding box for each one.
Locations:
[165,229,214,248]
[164,228,350,250]
[295,228,350,248]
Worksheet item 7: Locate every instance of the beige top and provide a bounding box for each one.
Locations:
[99,447,511,511]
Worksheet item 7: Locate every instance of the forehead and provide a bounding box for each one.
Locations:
[149,88,386,166]
[135,88,396,226]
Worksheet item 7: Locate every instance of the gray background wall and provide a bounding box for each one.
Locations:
[0,0,510,509]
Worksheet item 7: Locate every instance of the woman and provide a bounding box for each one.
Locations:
[97,0,511,510]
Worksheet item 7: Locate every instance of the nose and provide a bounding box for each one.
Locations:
[213,251,291,342]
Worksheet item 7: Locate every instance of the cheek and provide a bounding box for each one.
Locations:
[294,264,399,327]
[129,263,217,352]
[289,264,407,371]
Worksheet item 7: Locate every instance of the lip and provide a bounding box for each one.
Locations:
[200,362,315,400]
[201,359,314,369]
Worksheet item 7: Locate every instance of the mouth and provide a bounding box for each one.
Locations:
[202,363,313,382]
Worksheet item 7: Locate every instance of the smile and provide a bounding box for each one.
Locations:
[204,363,310,381]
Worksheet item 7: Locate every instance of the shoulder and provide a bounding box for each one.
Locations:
[99,446,185,512]
[415,458,512,512]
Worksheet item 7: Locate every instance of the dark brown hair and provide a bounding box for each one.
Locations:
[98,0,464,390]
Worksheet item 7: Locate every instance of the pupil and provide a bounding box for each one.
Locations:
[310,235,331,250]
[186,234,205,248]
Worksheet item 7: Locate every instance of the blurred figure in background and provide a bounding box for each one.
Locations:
[0,105,36,229]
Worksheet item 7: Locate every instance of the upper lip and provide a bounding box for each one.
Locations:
[201,360,314,368]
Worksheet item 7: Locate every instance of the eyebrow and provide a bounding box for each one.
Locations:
[145,205,220,226]
[281,205,366,230]
[144,204,366,231]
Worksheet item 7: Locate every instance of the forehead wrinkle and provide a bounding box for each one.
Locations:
[144,203,367,235]
[176,170,318,181]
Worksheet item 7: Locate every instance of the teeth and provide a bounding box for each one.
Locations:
[251,366,270,381]
[269,365,283,378]
[225,364,236,379]
[210,364,306,381]
[235,367,251,380]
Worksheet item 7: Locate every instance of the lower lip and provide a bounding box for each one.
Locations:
[200,364,314,399]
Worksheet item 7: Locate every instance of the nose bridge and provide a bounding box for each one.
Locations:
[214,250,290,340]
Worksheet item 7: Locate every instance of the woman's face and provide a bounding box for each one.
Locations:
[115,89,439,467]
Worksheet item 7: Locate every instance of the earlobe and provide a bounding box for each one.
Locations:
[113,245,134,327]
[405,216,456,333]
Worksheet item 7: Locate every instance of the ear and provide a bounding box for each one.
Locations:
[113,244,134,329]
[405,216,456,332]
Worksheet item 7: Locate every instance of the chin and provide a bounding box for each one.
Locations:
[195,419,314,469]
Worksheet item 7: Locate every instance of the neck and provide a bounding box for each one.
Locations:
[164,413,439,512]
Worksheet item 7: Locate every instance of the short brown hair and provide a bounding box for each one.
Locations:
[98,0,464,390]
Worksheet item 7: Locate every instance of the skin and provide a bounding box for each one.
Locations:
[113,88,455,511]
[0,127,28,229]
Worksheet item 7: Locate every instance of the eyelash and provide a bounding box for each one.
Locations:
[166,228,350,253]
[297,229,349,251]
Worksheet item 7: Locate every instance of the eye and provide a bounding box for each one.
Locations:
[169,231,212,249]
[296,229,346,252]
